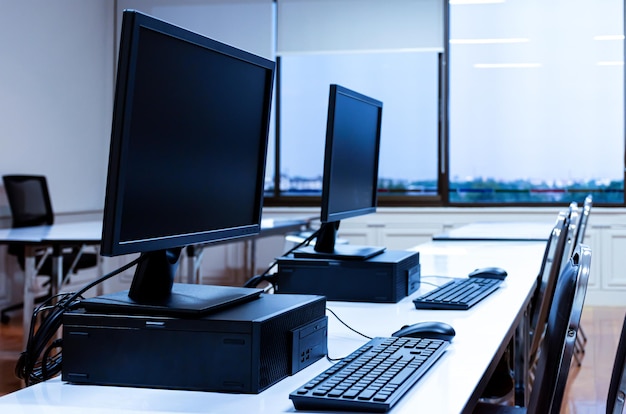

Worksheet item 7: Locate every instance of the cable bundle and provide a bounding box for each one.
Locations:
[15,256,143,385]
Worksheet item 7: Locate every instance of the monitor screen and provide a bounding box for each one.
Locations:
[295,84,384,260]
[99,10,274,314]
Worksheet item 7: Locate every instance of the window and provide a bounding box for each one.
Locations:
[145,0,624,207]
[276,52,440,198]
[448,0,624,205]
[265,0,444,206]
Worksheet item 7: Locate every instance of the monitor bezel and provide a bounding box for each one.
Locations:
[101,10,275,258]
[319,84,383,224]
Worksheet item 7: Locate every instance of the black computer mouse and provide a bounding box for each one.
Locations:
[391,321,456,342]
[468,266,508,280]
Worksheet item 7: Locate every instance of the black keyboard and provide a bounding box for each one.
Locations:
[289,336,448,412]
[413,277,502,310]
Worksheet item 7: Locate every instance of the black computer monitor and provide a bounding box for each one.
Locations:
[98,10,275,316]
[295,84,384,260]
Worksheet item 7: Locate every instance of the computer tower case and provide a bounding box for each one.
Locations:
[276,249,420,302]
[62,293,327,393]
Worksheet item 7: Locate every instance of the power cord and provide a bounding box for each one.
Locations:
[324,307,372,363]
[419,275,459,288]
[15,255,145,385]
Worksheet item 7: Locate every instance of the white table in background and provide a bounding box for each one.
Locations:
[432,221,553,242]
[0,221,102,344]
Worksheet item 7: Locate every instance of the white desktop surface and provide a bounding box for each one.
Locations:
[0,221,103,244]
[433,221,553,242]
[0,226,44,243]
[0,240,546,414]
[0,219,302,245]
[40,221,103,243]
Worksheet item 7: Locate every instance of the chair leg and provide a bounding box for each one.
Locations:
[572,322,587,367]
[576,335,585,354]
[578,323,588,344]
[573,346,583,367]
[572,327,587,367]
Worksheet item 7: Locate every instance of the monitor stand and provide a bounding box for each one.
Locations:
[293,245,385,261]
[292,220,385,260]
[79,283,263,318]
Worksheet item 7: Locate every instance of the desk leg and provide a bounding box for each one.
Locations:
[514,306,530,406]
[250,239,256,277]
[96,250,104,296]
[51,246,63,297]
[241,239,258,286]
[186,245,202,284]
[22,246,37,346]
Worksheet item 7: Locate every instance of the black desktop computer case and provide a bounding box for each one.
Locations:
[62,293,327,393]
[276,249,420,303]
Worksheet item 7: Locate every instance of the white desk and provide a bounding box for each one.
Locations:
[0,221,103,343]
[432,221,553,242]
[1,218,311,345]
[0,240,546,414]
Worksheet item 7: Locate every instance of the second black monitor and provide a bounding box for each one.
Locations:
[295,84,384,260]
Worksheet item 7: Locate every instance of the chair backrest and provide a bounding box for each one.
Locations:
[560,201,580,271]
[528,244,591,414]
[528,211,570,359]
[574,195,592,248]
[2,175,54,228]
[607,313,626,414]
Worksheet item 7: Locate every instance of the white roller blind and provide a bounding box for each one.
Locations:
[116,0,275,59]
[277,0,444,54]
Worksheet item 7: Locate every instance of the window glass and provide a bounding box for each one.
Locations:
[449,0,624,204]
[278,52,440,196]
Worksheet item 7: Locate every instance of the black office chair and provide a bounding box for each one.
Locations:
[572,195,592,363]
[560,201,580,272]
[524,210,573,385]
[529,198,591,371]
[474,244,591,414]
[480,211,571,401]
[574,195,592,248]
[0,175,98,324]
[607,313,626,414]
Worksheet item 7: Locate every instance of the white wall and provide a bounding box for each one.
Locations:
[0,0,114,215]
[0,0,275,218]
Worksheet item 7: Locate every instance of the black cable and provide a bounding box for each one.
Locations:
[15,255,145,385]
[419,275,459,289]
[40,338,62,381]
[417,280,444,288]
[324,307,372,363]
[421,275,458,280]
[243,227,321,288]
[325,307,372,340]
